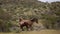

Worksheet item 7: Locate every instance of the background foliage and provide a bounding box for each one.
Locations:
[0,0,60,32]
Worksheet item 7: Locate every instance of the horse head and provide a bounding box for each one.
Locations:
[19,17,23,22]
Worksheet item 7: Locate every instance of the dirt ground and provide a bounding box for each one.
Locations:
[0,30,60,34]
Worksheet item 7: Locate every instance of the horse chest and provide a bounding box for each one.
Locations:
[19,20,34,26]
[20,21,24,25]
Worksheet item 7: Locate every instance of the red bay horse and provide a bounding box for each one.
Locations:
[19,17,38,31]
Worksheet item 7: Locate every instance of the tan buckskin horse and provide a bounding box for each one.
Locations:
[19,17,38,31]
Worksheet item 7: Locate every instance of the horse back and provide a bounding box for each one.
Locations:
[19,20,33,25]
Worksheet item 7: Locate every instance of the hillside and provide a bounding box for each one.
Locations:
[0,0,60,32]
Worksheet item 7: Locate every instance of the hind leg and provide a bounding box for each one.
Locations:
[29,25,33,31]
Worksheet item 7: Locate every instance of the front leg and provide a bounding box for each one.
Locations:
[26,25,30,31]
[20,25,24,31]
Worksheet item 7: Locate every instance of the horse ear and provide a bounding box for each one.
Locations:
[19,17,23,22]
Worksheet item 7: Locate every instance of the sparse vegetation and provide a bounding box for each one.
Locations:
[0,0,60,32]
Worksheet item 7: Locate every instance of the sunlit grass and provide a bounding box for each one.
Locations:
[0,30,60,34]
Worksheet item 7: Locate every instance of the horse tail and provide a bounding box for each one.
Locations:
[30,18,38,23]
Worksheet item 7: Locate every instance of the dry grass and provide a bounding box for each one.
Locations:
[0,30,60,34]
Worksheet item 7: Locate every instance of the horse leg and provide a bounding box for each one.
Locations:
[29,25,33,31]
[26,25,29,31]
[20,25,24,31]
